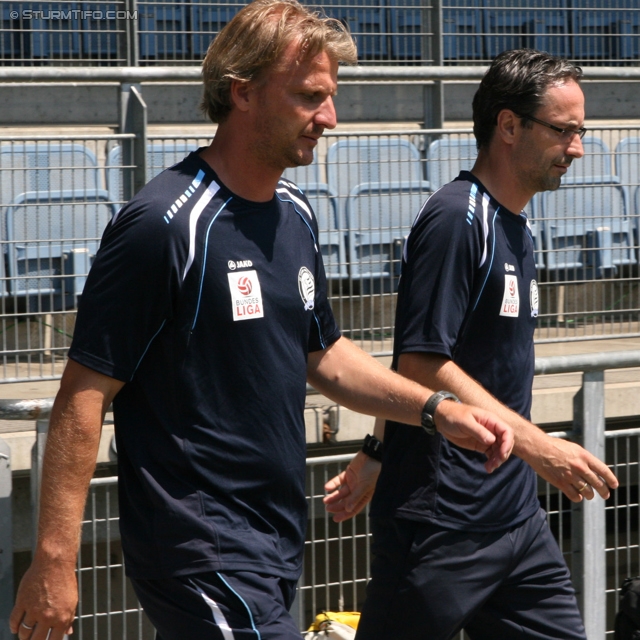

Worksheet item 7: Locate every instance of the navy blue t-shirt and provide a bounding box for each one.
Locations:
[370,171,540,531]
[69,151,341,579]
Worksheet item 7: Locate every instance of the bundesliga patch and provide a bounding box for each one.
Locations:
[298,266,315,311]
[227,270,264,321]
[500,274,520,317]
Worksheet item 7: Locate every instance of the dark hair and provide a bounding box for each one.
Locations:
[200,0,356,124]
[472,49,583,150]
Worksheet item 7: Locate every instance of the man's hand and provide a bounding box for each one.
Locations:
[10,555,77,639]
[525,434,618,503]
[323,451,381,523]
[434,400,514,473]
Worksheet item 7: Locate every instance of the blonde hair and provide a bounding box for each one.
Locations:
[200,0,357,123]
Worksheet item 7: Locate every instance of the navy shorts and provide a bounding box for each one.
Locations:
[130,570,301,640]
[355,508,586,640]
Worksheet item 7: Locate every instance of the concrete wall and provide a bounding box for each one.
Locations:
[2,80,640,126]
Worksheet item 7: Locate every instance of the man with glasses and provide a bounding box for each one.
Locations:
[325,49,618,640]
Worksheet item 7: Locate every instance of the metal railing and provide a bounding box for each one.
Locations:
[0,125,639,381]
[0,350,632,637]
[1,0,639,67]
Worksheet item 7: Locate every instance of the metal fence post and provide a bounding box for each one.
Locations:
[571,370,606,640]
[119,83,148,201]
[0,438,13,640]
[423,0,443,129]
[30,418,50,552]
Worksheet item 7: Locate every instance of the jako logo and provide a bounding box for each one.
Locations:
[228,260,253,271]
[237,276,252,296]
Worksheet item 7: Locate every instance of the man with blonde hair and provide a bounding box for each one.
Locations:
[10,2,513,639]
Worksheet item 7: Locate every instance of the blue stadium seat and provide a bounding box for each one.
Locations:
[483,0,528,59]
[81,2,119,59]
[282,158,324,189]
[346,181,430,290]
[327,137,426,200]
[540,182,635,276]
[614,136,640,256]
[325,0,387,59]
[0,142,101,204]
[620,8,640,60]
[4,190,115,306]
[28,2,81,59]
[1,4,22,59]
[388,0,422,60]
[531,3,570,58]
[190,1,239,58]
[138,0,188,59]
[443,0,483,61]
[571,1,621,61]
[106,141,193,207]
[563,137,614,184]
[615,137,640,215]
[426,137,477,192]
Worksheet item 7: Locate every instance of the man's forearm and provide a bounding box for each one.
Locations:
[35,390,105,562]
[397,352,545,460]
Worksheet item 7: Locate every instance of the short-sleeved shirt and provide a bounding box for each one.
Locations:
[69,150,341,580]
[370,171,540,531]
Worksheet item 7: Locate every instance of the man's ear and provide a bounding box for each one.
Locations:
[229,78,253,113]
[496,109,519,144]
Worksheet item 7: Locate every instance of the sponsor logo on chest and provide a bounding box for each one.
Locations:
[499,274,520,317]
[227,269,264,321]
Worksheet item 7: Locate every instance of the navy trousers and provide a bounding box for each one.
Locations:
[355,508,587,640]
[131,570,301,640]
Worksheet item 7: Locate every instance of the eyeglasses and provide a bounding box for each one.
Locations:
[517,113,587,140]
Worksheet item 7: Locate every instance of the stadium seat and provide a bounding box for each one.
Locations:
[563,137,614,184]
[443,0,483,61]
[4,190,115,307]
[138,1,188,60]
[106,141,193,207]
[620,8,640,60]
[615,136,640,257]
[531,3,570,58]
[190,0,239,58]
[571,1,621,61]
[327,137,426,200]
[28,1,81,59]
[483,0,528,59]
[81,2,119,59]
[0,142,101,203]
[325,0,387,60]
[615,137,640,215]
[388,0,422,60]
[426,137,477,192]
[346,181,430,291]
[540,182,635,276]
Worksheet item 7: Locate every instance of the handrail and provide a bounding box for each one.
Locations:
[1,65,640,84]
[535,350,640,375]
[3,351,633,420]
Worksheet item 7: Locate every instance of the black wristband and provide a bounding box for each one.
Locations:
[361,434,383,462]
[420,391,461,435]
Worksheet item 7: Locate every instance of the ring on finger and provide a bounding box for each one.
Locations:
[577,481,589,494]
[21,622,34,630]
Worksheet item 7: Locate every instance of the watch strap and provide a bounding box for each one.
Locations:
[361,434,383,462]
[421,391,461,435]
